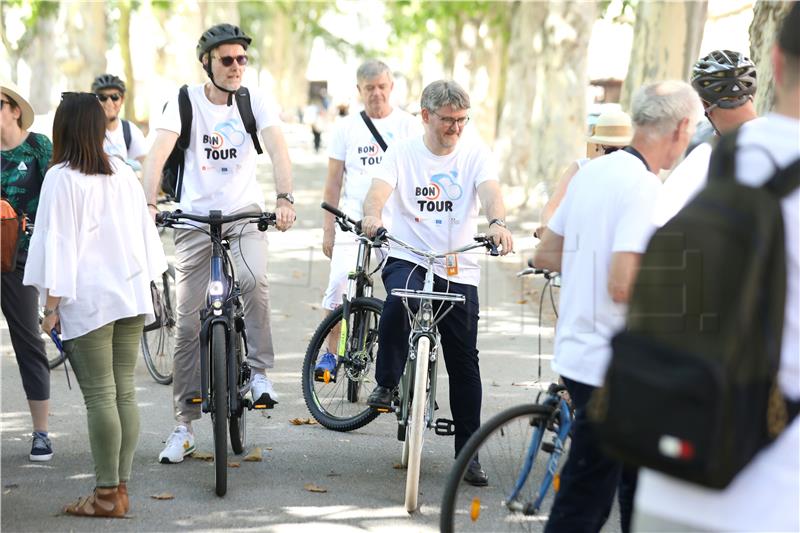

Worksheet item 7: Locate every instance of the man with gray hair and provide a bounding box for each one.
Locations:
[533,80,702,532]
[314,60,419,381]
[362,80,513,485]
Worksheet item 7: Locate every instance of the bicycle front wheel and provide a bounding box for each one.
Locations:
[229,330,246,455]
[210,323,228,497]
[404,335,431,513]
[302,297,382,432]
[141,268,176,385]
[440,403,566,533]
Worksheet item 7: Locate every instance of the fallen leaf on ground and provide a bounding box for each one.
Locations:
[150,492,175,500]
[289,417,318,425]
[228,462,240,468]
[517,299,528,305]
[303,483,327,493]
[393,463,406,470]
[191,451,214,461]
[244,447,263,462]
[266,447,273,451]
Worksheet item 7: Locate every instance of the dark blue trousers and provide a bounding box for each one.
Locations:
[376,258,481,456]
[544,377,638,533]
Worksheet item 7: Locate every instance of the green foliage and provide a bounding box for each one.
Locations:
[1,0,59,60]
[598,0,637,23]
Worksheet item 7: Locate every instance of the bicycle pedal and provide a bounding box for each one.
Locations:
[541,442,556,453]
[186,397,202,405]
[252,396,278,410]
[374,405,395,413]
[435,418,456,436]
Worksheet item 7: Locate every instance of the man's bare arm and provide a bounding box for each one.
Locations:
[608,251,642,303]
[322,158,346,258]
[361,179,394,237]
[142,130,179,214]
[532,228,564,272]
[477,180,513,255]
[261,125,294,231]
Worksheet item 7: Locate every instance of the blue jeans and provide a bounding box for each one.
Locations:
[375,258,481,456]
[545,377,638,533]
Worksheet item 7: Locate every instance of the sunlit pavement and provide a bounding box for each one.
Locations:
[1,125,620,532]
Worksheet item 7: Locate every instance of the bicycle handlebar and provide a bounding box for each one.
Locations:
[517,258,558,279]
[156,209,277,231]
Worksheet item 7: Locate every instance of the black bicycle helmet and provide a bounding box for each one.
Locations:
[691,50,756,109]
[196,23,251,62]
[91,74,126,94]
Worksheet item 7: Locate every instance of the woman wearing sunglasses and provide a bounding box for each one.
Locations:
[536,110,633,238]
[23,92,167,518]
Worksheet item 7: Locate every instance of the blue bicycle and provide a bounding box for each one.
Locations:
[440,268,572,532]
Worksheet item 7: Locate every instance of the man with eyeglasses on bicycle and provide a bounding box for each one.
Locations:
[362,80,513,487]
[92,74,148,170]
[143,23,295,464]
[315,60,420,381]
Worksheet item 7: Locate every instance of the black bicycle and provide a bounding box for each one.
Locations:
[301,202,382,431]
[157,208,276,497]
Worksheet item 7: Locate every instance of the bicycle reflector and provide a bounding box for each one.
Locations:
[470,497,481,522]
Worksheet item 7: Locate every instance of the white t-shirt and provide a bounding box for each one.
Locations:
[156,84,282,215]
[23,159,168,340]
[328,108,420,220]
[103,119,148,163]
[636,113,800,532]
[548,150,661,387]
[374,135,497,287]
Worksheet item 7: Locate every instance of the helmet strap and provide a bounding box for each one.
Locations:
[204,52,235,106]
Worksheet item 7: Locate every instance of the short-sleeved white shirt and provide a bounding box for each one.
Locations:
[636,113,800,532]
[23,159,168,340]
[103,120,148,163]
[373,135,497,286]
[156,84,282,215]
[548,150,661,387]
[328,109,420,220]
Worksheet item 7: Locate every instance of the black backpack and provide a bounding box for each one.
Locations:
[589,129,800,489]
[121,119,132,150]
[160,85,263,201]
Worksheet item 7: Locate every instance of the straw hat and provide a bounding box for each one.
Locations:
[587,110,632,146]
[0,80,35,130]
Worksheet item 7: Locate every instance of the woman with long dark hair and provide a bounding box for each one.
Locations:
[24,92,167,518]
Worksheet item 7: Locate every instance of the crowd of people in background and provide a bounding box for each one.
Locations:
[1,3,798,530]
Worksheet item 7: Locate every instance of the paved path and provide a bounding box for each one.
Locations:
[1,126,619,532]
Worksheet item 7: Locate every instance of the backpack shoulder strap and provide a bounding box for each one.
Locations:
[234,87,263,155]
[360,110,388,152]
[122,119,132,150]
[176,85,192,150]
[765,158,800,198]
[707,128,740,184]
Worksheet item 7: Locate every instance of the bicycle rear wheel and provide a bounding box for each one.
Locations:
[302,297,382,431]
[210,323,228,497]
[440,403,567,533]
[404,336,430,513]
[141,268,176,385]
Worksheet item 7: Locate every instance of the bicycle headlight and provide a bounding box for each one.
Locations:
[209,281,225,297]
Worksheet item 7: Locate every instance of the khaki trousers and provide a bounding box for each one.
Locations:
[171,204,275,424]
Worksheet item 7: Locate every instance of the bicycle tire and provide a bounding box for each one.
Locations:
[302,297,382,432]
[440,403,564,533]
[404,336,430,513]
[229,331,246,455]
[211,323,228,497]
[141,268,176,385]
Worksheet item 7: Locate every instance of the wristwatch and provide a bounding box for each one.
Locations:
[42,307,58,317]
[276,192,295,205]
[489,218,507,228]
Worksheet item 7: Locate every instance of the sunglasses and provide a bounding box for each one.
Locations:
[96,93,122,102]
[215,55,248,67]
[0,99,10,109]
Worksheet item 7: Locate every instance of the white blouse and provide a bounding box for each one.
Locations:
[24,159,167,340]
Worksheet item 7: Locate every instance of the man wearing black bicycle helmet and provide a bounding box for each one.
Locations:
[143,22,295,465]
[653,50,761,226]
[91,74,147,168]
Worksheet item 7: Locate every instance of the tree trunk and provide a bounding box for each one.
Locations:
[750,0,792,114]
[27,15,58,114]
[621,0,708,109]
[62,2,107,93]
[199,0,239,30]
[495,0,595,212]
[119,0,136,121]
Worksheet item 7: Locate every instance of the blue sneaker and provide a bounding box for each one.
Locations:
[314,352,337,382]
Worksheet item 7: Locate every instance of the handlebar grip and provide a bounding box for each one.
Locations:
[375,227,388,241]
[527,258,536,269]
[155,211,168,225]
[321,202,347,219]
[487,240,500,257]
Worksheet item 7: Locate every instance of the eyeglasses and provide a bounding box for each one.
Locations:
[431,110,470,128]
[96,93,122,102]
[214,55,248,67]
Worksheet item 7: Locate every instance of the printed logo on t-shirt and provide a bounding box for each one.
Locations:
[357,140,384,166]
[203,119,246,161]
[414,170,463,213]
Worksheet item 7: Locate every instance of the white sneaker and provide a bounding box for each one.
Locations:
[250,373,279,408]
[158,425,195,464]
